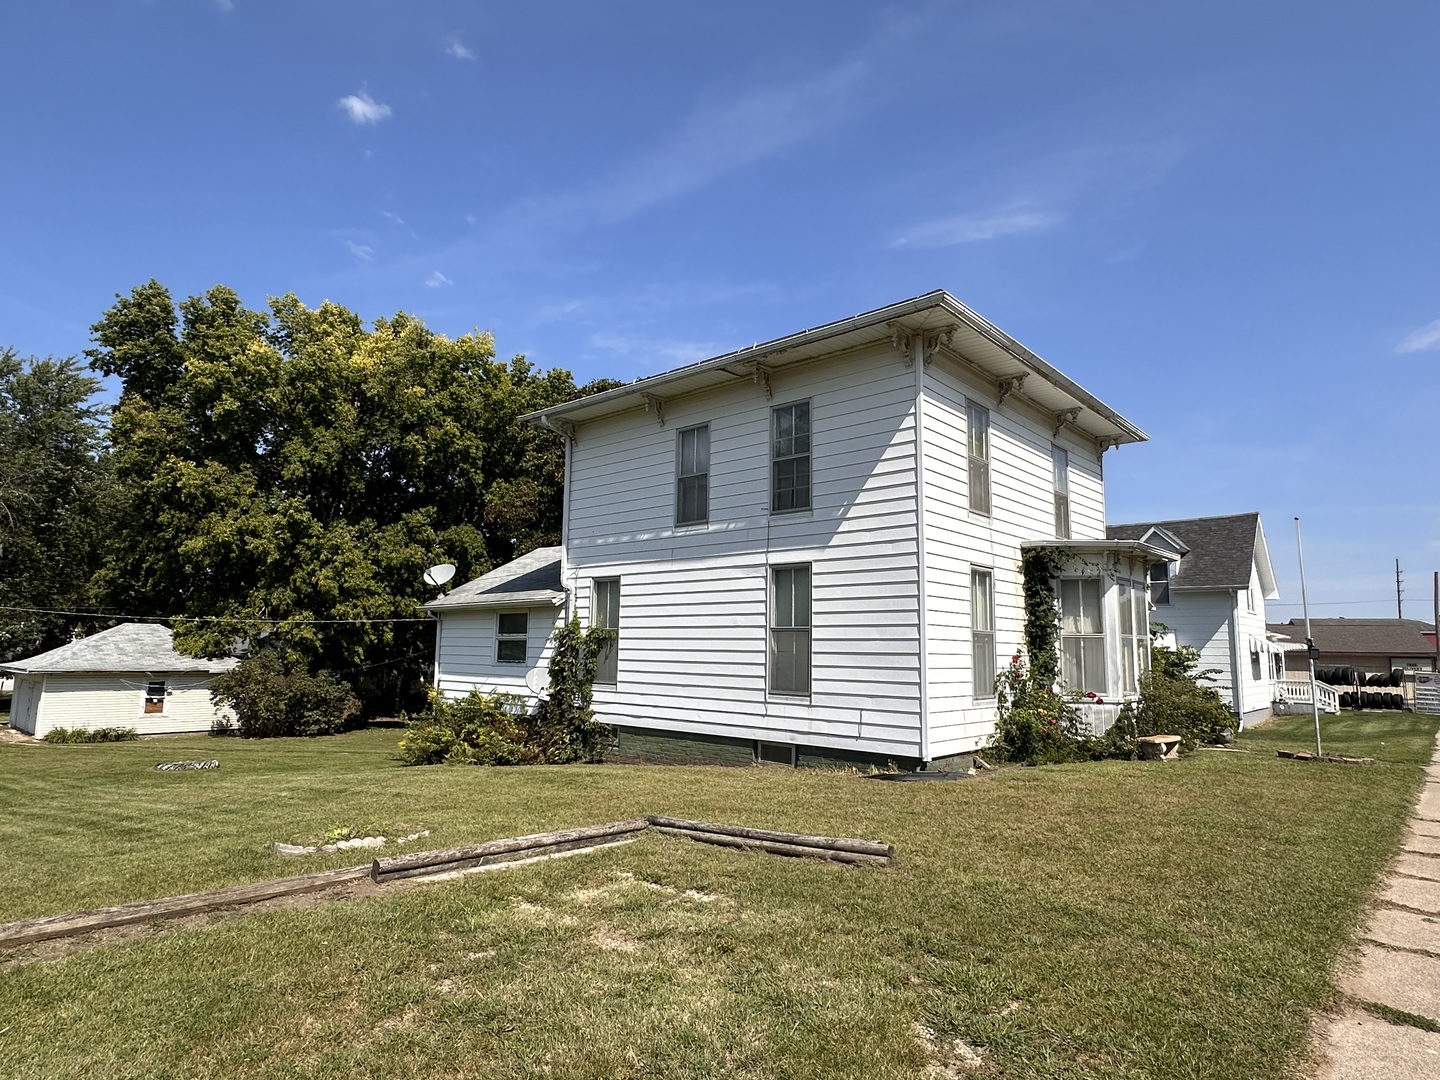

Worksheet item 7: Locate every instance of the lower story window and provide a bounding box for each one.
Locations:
[496,612,528,663]
[971,568,995,697]
[144,680,167,714]
[770,564,811,695]
[1059,577,1106,694]
[592,578,620,685]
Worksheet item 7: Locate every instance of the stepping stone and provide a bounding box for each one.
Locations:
[1412,820,1440,840]
[1397,854,1440,882]
[1365,907,1440,955]
[1405,834,1440,856]
[1418,789,1440,819]
[1382,876,1440,915]
[1341,944,1440,1023]
[1317,1010,1440,1079]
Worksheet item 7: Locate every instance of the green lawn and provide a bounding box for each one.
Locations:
[0,712,1434,1079]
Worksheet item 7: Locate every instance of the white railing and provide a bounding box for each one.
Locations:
[1279,677,1340,714]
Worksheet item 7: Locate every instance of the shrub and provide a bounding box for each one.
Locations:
[209,653,361,738]
[992,655,1090,765]
[42,726,140,744]
[398,618,613,767]
[1132,642,1234,750]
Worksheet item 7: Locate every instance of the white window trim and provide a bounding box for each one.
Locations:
[1059,577,1107,696]
[966,399,991,517]
[971,567,996,700]
[675,424,710,527]
[770,400,812,515]
[768,562,812,698]
[592,578,620,686]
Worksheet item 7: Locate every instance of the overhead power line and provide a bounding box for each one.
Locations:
[0,604,433,625]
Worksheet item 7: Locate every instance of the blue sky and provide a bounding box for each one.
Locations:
[2,2,1438,620]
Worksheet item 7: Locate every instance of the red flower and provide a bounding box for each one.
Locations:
[1085,691,1096,699]
[1095,697,1105,705]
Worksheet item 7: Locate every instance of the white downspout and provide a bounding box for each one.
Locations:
[1227,591,1244,725]
[913,337,932,766]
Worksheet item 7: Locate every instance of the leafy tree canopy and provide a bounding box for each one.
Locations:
[87,281,585,707]
[0,349,116,660]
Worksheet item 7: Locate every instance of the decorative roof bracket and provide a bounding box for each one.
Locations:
[642,393,666,426]
[1052,406,1082,436]
[1095,434,1123,455]
[887,322,916,367]
[921,326,957,366]
[997,374,1028,407]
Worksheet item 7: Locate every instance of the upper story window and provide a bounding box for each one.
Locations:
[1149,561,1171,605]
[675,424,710,526]
[1052,445,1070,539]
[771,401,811,513]
[592,578,620,685]
[971,568,995,698]
[967,401,991,515]
[496,612,528,663]
[1060,577,1106,694]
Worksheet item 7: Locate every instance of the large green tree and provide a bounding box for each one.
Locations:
[0,350,116,660]
[87,281,584,708]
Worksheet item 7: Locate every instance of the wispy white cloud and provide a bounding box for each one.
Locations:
[425,271,453,288]
[213,0,234,11]
[338,91,392,125]
[1397,319,1440,354]
[891,207,1058,248]
[345,240,374,263]
[445,36,475,61]
[590,331,720,366]
[379,210,405,227]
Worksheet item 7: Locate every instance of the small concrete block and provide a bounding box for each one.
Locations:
[1382,876,1440,915]
[1316,1010,1440,1080]
[1396,854,1440,883]
[1412,819,1440,840]
[1405,834,1440,856]
[1417,788,1440,820]
[1365,908,1440,955]
[1341,944,1440,1023]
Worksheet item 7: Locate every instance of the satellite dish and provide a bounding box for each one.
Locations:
[424,563,456,588]
[525,667,549,696]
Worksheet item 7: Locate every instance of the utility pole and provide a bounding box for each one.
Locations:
[1433,571,1438,676]
[1296,518,1322,757]
[1397,559,1404,620]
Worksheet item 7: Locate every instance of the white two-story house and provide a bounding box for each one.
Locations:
[431,291,1163,769]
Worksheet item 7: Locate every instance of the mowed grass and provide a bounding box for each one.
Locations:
[0,712,1434,1079]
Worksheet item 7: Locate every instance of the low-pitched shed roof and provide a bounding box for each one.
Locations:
[1266,618,1437,657]
[425,546,564,611]
[1107,512,1272,594]
[0,623,239,675]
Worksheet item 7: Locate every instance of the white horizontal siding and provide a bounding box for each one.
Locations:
[567,346,924,758]
[435,606,561,702]
[30,673,231,737]
[1152,590,1237,702]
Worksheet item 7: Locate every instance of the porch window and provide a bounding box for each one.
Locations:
[496,612,528,663]
[771,402,811,513]
[1149,561,1171,605]
[1059,578,1106,694]
[1119,580,1147,693]
[592,578,620,685]
[967,401,991,515]
[1052,445,1070,539]
[143,680,167,715]
[971,568,995,697]
[675,424,710,526]
[770,564,811,695]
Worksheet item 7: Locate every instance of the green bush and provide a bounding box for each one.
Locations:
[208,654,361,738]
[398,690,538,766]
[42,726,140,744]
[992,655,1091,765]
[1132,642,1234,750]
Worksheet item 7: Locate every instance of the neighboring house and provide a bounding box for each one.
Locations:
[1106,513,1280,728]
[1267,618,1437,677]
[0,623,238,738]
[432,291,1165,769]
[424,546,566,700]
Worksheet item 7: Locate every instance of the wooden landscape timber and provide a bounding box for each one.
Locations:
[646,814,895,866]
[369,818,652,883]
[0,864,371,949]
[0,815,895,949]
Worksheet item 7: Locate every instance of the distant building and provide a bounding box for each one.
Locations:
[1107,512,1280,728]
[1,624,237,738]
[1267,618,1436,677]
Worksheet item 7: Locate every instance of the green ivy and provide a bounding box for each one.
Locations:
[1020,547,1068,684]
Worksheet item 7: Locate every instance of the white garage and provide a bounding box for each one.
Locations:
[1,623,238,738]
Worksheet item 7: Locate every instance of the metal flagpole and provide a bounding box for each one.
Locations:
[1295,517,1322,758]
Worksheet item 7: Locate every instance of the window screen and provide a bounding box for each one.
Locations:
[593,578,620,684]
[971,569,995,697]
[1060,578,1106,694]
[770,565,811,694]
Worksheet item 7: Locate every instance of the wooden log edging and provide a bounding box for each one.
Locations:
[0,864,370,949]
[370,818,651,883]
[646,814,895,866]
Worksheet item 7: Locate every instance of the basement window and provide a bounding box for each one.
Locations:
[143,681,167,715]
[755,741,796,767]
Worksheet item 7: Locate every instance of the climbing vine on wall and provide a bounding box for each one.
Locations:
[1020,546,1069,684]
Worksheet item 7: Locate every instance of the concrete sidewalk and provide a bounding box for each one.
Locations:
[1317,741,1440,1077]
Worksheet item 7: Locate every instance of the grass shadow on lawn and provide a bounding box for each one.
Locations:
[0,712,1434,1078]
